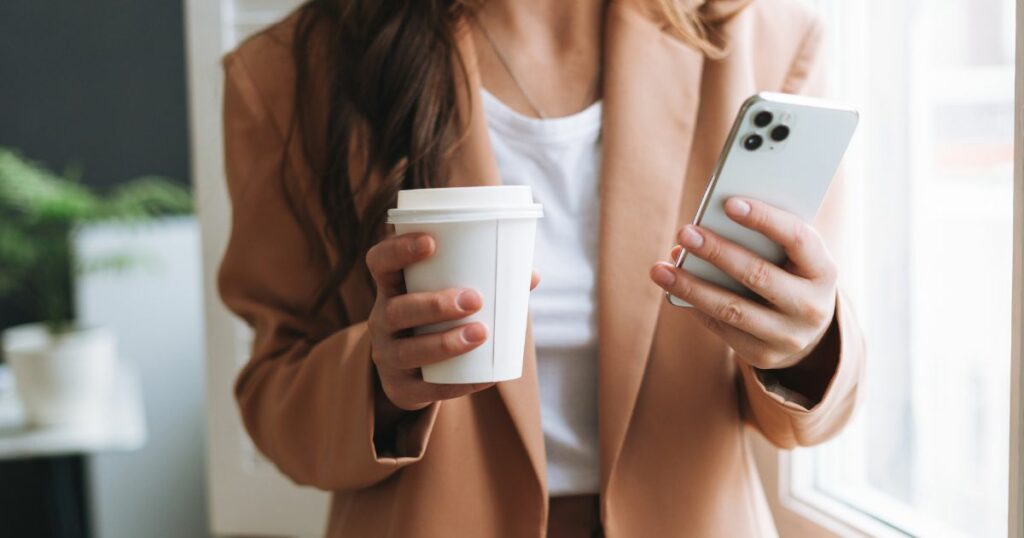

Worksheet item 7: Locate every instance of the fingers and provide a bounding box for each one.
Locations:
[377,288,482,333]
[381,374,495,411]
[372,322,488,371]
[723,198,835,280]
[406,380,496,407]
[675,224,806,312]
[366,233,434,296]
[530,270,541,290]
[687,310,789,370]
[650,262,803,352]
[669,244,683,262]
[373,315,494,411]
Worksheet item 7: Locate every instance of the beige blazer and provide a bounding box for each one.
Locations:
[218,0,865,536]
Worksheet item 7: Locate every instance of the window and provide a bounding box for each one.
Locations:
[775,1,1016,536]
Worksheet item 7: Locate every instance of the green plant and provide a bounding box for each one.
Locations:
[0,148,192,333]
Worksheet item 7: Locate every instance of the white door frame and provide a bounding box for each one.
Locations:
[182,0,329,536]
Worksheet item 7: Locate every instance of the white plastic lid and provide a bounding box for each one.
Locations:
[387,205,543,224]
[396,186,534,209]
[387,186,543,224]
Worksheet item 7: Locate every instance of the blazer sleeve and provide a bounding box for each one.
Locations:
[218,51,439,491]
[735,13,866,448]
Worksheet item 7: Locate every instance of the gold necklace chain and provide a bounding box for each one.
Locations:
[472,15,600,120]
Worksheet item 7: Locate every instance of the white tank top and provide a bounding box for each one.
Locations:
[481,89,603,496]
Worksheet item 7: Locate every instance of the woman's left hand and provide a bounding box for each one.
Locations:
[649,197,837,370]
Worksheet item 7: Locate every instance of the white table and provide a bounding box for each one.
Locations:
[0,364,147,460]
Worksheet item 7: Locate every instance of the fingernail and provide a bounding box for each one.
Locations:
[463,324,487,343]
[456,289,480,311]
[412,235,432,254]
[652,264,677,287]
[726,198,751,217]
[680,226,704,249]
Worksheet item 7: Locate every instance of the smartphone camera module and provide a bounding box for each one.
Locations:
[743,134,763,151]
[770,125,791,142]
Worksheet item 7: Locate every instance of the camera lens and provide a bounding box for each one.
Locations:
[770,125,791,142]
[743,134,763,151]
[754,111,773,128]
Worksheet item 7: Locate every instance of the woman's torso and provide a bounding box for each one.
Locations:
[220,1,853,536]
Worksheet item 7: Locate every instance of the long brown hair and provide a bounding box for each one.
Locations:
[292,0,727,312]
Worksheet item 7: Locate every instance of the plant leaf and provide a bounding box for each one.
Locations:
[0,147,191,328]
[0,148,100,223]
[99,176,193,222]
[75,249,160,276]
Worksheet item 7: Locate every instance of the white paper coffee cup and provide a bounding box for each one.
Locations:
[386,186,543,384]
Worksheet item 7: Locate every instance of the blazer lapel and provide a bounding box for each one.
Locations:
[447,25,549,497]
[597,2,705,492]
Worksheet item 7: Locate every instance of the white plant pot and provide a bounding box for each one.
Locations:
[2,323,118,426]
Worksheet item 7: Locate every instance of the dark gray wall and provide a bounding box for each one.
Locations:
[0,0,190,191]
[0,2,190,536]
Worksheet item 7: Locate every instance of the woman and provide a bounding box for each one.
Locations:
[219,0,864,536]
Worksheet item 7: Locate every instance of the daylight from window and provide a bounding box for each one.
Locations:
[802,0,1015,536]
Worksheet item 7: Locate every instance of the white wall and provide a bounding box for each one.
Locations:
[75,217,209,538]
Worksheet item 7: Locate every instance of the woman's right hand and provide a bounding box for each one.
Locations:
[366,232,537,412]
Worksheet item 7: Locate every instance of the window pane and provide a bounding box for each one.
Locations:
[806,1,1014,536]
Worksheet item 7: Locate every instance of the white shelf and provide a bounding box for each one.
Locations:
[0,364,147,460]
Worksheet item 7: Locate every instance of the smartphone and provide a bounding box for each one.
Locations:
[667,92,859,307]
